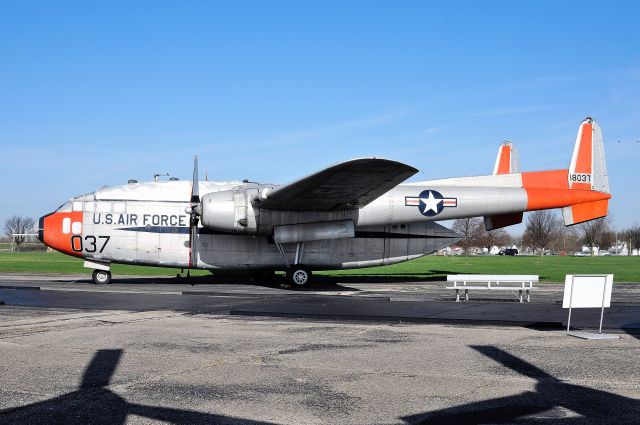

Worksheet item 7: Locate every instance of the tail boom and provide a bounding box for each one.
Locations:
[522,169,611,212]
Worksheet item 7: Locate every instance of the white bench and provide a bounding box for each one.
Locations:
[446,274,538,303]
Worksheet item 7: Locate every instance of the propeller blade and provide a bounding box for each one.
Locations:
[189,155,200,268]
[191,155,200,203]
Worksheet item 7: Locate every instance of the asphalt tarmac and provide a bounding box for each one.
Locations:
[1,273,639,424]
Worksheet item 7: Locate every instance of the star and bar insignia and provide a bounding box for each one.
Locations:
[405,190,457,217]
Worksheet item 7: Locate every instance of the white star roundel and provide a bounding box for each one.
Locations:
[404,190,457,217]
[419,190,444,216]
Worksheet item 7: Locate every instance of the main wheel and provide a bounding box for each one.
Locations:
[92,269,112,285]
[287,266,312,288]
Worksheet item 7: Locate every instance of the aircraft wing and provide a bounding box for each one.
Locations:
[255,158,418,211]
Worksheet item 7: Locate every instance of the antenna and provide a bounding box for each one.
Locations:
[153,173,170,182]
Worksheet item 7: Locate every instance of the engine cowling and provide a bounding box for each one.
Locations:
[200,189,259,233]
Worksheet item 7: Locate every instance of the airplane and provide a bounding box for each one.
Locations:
[38,117,611,287]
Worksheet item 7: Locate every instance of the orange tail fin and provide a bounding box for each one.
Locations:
[493,141,519,175]
[563,117,610,225]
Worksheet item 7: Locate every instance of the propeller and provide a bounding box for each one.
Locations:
[189,156,201,268]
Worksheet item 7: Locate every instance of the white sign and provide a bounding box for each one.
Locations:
[562,274,613,309]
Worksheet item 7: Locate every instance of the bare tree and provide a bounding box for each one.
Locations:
[577,218,608,256]
[476,221,512,253]
[452,217,482,254]
[550,225,581,255]
[523,210,562,256]
[4,216,36,251]
[598,230,615,251]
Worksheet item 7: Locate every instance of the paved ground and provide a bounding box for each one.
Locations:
[0,274,639,424]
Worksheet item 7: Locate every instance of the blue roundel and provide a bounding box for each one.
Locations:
[418,190,444,216]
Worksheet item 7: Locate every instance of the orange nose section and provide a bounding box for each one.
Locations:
[38,211,84,257]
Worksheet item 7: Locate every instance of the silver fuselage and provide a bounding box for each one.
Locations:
[48,173,541,270]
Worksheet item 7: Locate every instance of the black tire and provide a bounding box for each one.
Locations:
[92,269,112,285]
[287,266,312,288]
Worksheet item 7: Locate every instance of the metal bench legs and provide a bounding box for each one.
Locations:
[517,289,531,303]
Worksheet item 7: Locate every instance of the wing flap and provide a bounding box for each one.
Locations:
[254,158,418,211]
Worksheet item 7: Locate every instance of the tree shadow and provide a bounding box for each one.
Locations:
[0,349,274,424]
[401,345,640,424]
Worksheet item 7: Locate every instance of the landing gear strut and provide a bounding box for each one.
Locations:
[92,269,112,285]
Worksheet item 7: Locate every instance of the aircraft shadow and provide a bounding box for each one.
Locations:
[313,274,446,283]
[0,349,274,425]
[63,274,364,292]
[623,325,640,340]
[400,345,640,424]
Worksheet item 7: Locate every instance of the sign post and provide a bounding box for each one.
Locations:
[563,274,618,340]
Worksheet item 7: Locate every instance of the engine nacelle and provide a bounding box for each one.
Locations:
[200,189,259,233]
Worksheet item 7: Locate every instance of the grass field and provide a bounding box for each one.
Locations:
[0,251,638,282]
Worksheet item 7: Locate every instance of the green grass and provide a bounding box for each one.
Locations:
[319,255,640,282]
[0,252,210,277]
[0,251,638,282]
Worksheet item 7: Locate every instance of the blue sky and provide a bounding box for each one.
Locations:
[1,1,638,233]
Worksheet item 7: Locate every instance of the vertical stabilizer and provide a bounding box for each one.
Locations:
[563,117,610,226]
[568,117,609,193]
[493,141,520,175]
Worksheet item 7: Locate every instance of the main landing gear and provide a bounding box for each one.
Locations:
[92,269,112,285]
[286,266,312,289]
[274,241,314,289]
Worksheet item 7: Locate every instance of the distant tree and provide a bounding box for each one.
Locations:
[452,217,482,254]
[523,210,562,256]
[623,225,640,253]
[4,216,35,251]
[577,218,609,256]
[552,225,581,254]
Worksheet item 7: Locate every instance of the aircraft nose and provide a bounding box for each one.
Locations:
[37,211,84,257]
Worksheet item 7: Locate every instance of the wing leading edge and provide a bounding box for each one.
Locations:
[254,158,418,211]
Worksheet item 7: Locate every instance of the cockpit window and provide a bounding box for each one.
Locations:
[55,201,72,212]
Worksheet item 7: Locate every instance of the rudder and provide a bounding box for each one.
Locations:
[568,117,609,193]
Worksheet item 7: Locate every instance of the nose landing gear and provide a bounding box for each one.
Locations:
[92,269,112,285]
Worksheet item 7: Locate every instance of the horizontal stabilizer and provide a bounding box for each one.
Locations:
[484,212,523,231]
[562,199,608,226]
[254,158,418,211]
[493,141,519,175]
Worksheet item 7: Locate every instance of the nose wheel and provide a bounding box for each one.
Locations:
[92,269,112,285]
[287,266,312,288]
